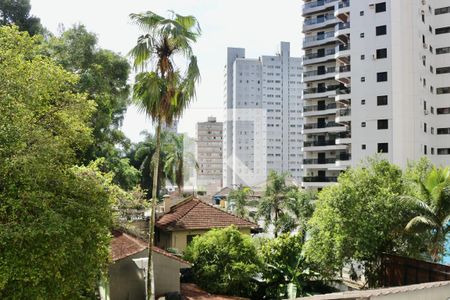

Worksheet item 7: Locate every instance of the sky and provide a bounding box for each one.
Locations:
[31,0,302,141]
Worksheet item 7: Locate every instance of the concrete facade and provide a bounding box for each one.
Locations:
[301,0,450,189]
[223,42,303,187]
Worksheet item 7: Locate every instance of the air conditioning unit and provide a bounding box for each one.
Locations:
[423,43,428,49]
[424,110,429,115]
[369,4,375,9]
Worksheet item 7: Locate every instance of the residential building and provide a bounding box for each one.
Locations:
[196,117,223,194]
[223,42,303,187]
[301,0,450,189]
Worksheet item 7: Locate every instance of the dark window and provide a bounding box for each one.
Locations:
[377,72,388,82]
[431,148,435,155]
[437,128,450,135]
[436,47,450,55]
[424,145,428,155]
[377,119,388,129]
[360,11,364,16]
[437,87,450,94]
[361,77,366,82]
[378,143,389,153]
[436,66,450,74]
[361,122,366,127]
[376,25,387,36]
[437,107,450,114]
[360,33,365,38]
[361,99,366,105]
[187,234,198,245]
[361,54,365,60]
[436,26,450,35]
[377,95,388,105]
[435,6,450,15]
[424,123,427,133]
[375,2,386,12]
[438,148,450,155]
[376,48,387,59]
[362,144,366,150]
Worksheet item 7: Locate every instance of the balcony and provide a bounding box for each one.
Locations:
[302,0,338,16]
[335,22,350,40]
[303,158,337,169]
[335,43,351,64]
[335,65,351,85]
[335,153,352,168]
[303,84,341,100]
[336,108,351,123]
[303,102,337,116]
[303,66,336,82]
[303,176,338,182]
[303,13,338,32]
[303,121,348,134]
[336,132,351,145]
[335,0,350,21]
[303,48,336,65]
[335,88,351,103]
[303,31,335,48]
[303,138,348,151]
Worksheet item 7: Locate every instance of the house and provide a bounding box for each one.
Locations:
[295,281,450,300]
[105,230,191,300]
[155,196,259,252]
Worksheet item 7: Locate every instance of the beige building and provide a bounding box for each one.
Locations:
[196,116,223,195]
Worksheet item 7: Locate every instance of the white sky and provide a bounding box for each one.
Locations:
[31,0,302,141]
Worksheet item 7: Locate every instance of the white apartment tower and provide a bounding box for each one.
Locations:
[301,0,450,189]
[223,42,303,187]
[196,117,223,194]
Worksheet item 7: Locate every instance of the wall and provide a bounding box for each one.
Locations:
[375,284,450,300]
[109,251,147,300]
[154,251,188,297]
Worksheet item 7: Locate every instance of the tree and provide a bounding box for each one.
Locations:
[129,10,201,299]
[403,167,450,262]
[228,186,253,218]
[259,234,317,299]
[284,189,315,241]
[305,157,423,287]
[0,27,113,298]
[0,0,43,35]
[184,226,260,297]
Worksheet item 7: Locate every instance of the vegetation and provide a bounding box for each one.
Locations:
[184,226,260,298]
[129,10,201,299]
[228,186,253,218]
[0,27,115,298]
[0,0,43,35]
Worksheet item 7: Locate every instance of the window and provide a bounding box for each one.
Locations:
[424,145,428,155]
[377,119,388,130]
[424,123,427,133]
[377,72,388,82]
[360,10,364,16]
[436,26,450,35]
[431,148,435,155]
[377,95,388,106]
[187,234,199,245]
[360,33,365,38]
[436,66,450,74]
[376,48,387,59]
[435,6,450,15]
[361,54,365,60]
[431,127,435,134]
[375,2,386,13]
[376,25,387,36]
[437,148,450,155]
[437,128,450,135]
[361,99,366,105]
[362,144,366,150]
[437,107,450,114]
[437,87,450,94]
[378,143,388,153]
[436,47,450,55]
[361,77,366,82]
[361,122,366,127]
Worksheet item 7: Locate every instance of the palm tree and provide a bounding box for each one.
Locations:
[163,133,198,195]
[129,11,200,300]
[404,167,450,262]
[228,185,253,218]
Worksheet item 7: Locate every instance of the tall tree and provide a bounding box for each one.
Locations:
[403,167,450,262]
[129,11,200,300]
[0,0,42,35]
[228,186,253,219]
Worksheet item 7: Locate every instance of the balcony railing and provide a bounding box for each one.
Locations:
[338,0,350,9]
[336,88,351,95]
[303,0,338,10]
[304,103,337,112]
[304,48,336,61]
[303,158,337,164]
[304,122,345,130]
[337,43,351,51]
[338,65,351,73]
[304,67,336,78]
[304,13,335,26]
[303,176,338,183]
[303,31,335,46]
[338,108,351,116]
[303,139,336,147]
[337,132,351,139]
[337,22,351,30]
[337,153,351,161]
[304,84,341,95]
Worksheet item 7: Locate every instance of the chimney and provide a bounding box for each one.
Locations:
[163,195,172,213]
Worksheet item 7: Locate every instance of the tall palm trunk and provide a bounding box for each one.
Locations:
[147,119,161,300]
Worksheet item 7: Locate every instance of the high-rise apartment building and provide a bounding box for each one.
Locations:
[196,117,223,194]
[223,42,303,187]
[301,0,450,189]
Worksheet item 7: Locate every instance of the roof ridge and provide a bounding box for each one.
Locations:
[175,198,201,223]
[197,198,258,226]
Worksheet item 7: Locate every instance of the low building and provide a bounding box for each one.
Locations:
[106,230,191,300]
[155,196,259,252]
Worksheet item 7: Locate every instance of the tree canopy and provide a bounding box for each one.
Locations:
[0,0,43,35]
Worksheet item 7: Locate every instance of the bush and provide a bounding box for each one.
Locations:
[184,226,260,297]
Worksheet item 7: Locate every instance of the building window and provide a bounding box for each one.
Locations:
[360,33,365,38]
[436,47,450,54]
[437,87,450,94]
[436,26,450,35]
[361,99,366,105]
[360,11,364,16]
[187,234,198,246]
[436,66,450,74]
[361,77,366,82]
[375,2,386,13]
[376,48,387,59]
[377,72,388,82]
[377,119,388,130]
[361,54,365,60]
[431,147,435,155]
[437,128,450,135]
[435,6,450,15]
[376,25,387,36]
[437,107,450,114]
[362,144,366,150]
[424,123,427,133]
[377,95,388,105]
[424,145,428,155]
[437,148,450,155]
[378,143,388,153]
[361,122,366,127]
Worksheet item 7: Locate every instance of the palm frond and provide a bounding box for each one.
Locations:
[405,215,438,232]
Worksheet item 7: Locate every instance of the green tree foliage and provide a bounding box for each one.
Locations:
[0,0,43,35]
[403,167,450,262]
[259,234,317,299]
[228,186,253,218]
[184,226,260,297]
[305,157,424,287]
[0,27,113,298]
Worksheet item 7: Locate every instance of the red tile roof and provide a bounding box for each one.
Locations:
[111,230,190,266]
[155,197,258,231]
